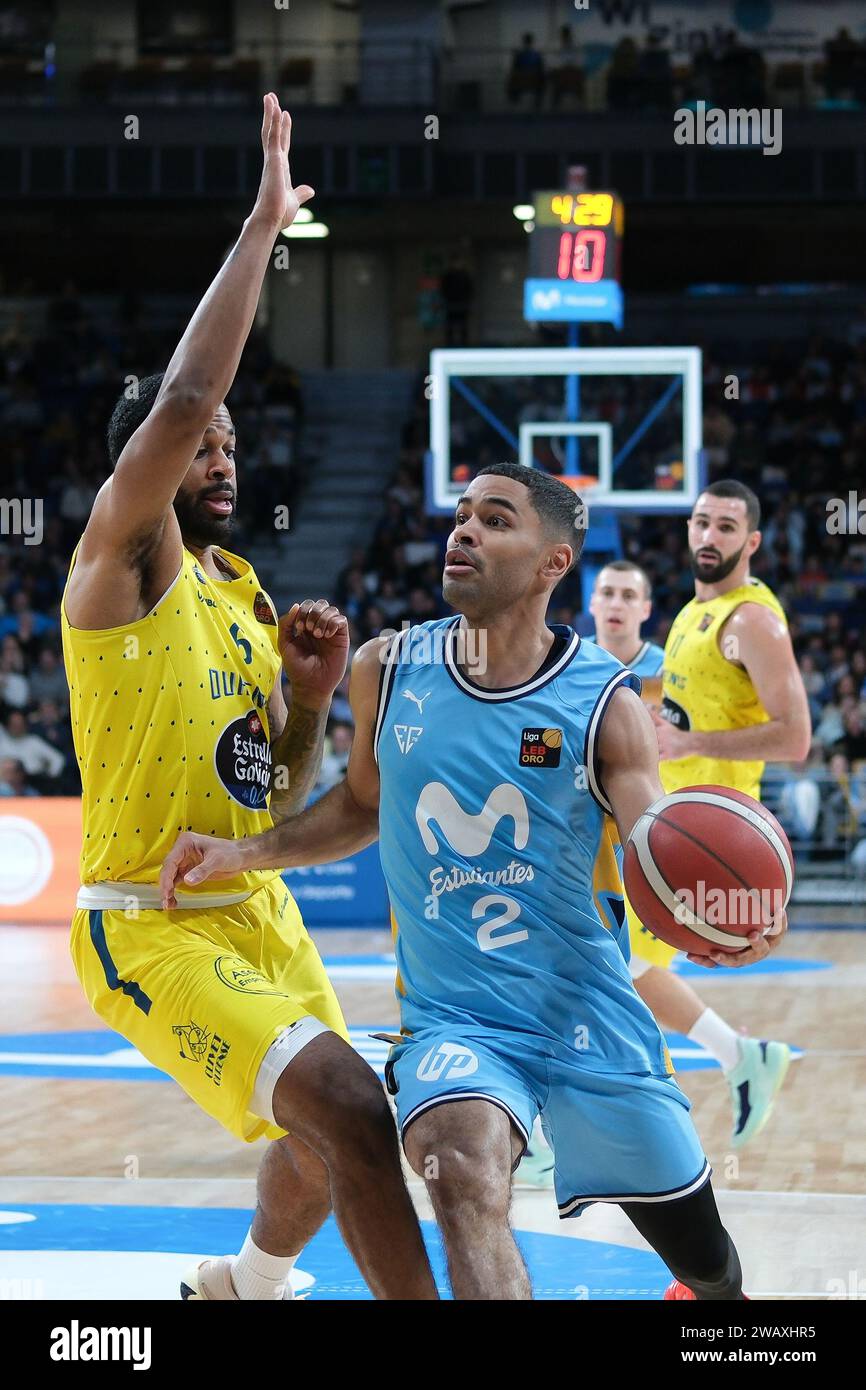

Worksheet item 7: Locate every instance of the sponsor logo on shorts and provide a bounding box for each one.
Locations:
[519,727,562,767]
[214,957,286,996]
[214,709,272,809]
[204,1032,231,1086]
[415,1042,479,1083]
[172,1020,211,1062]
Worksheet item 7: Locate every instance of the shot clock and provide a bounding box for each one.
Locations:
[524,190,624,327]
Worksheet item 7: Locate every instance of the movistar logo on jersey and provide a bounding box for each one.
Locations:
[415,1042,479,1083]
[416,781,529,856]
[415,781,535,899]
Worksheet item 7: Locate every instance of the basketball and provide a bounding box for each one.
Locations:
[623,786,794,957]
[542,728,562,748]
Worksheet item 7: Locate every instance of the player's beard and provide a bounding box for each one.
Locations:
[689,540,746,583]
[173,490,236,548]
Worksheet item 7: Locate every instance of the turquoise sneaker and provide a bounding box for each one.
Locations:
[728,1038,791,1149]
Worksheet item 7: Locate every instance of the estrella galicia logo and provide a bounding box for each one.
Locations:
[172,1020,210,1062]
[230,622,253,664]
[416,1042,479,1083]
[214,709,272,809]
[519,727,562,768]
[214,957,287,996]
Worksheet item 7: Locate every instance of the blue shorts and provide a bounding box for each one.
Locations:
[387,1027,710,1218]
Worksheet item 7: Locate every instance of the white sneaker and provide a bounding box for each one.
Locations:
[180,1255,294,1301]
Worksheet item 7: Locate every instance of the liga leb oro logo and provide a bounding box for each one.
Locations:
[519,727,562,767]
[254,590,277,625]
[698,612,715,632]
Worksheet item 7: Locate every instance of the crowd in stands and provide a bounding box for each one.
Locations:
[1,296,865,867]
[506,24,866,113]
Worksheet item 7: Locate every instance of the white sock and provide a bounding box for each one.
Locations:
[231,1232,298,1301]
[688,1007,742,1073]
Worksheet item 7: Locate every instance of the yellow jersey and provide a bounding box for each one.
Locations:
[660,577,787,800]
[61,545,283,896]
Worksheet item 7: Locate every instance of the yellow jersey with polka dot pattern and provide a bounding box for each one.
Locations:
[659,577,788,800]
[61,545,282,895]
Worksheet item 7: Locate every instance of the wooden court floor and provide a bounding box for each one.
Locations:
[1,908,864,1299]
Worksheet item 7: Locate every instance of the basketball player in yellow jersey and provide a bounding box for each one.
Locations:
[61,95,436,1303]
[629,479,811,1148]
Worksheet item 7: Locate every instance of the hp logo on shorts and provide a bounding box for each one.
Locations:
[416,1042,479,1083]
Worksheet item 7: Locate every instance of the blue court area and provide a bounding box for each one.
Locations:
[0,1203,669,1300]
[0,1020,806,1081]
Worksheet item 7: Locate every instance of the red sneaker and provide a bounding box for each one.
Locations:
[664,1280,695,1300]
[663,1280,750,1301]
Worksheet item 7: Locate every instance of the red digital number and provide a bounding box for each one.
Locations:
[556,230,606,283]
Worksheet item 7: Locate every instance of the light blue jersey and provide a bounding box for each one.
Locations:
[587,633,665,680]
[375,617,709,1215]
[375,617,668,1078]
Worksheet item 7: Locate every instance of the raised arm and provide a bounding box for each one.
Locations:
[159,637,386,907]
[600,685,786,969]
[653,604,811,764]
[65,95,313,629]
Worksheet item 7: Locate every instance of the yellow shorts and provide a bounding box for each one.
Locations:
[70,877,348,1143]
[625,890,679,972]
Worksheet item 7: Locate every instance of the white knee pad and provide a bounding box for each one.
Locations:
[252,1017,332,1125]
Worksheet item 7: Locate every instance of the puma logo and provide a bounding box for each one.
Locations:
[404,689,431,715]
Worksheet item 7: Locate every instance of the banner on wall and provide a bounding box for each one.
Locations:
[282,843,390,927]
[549,2,866,58]
[0,798,81,923]
[0,798,389,928]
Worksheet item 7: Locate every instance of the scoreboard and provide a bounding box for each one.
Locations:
[524,190,624,327]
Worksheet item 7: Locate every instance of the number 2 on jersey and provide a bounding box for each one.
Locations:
[473,894,528,953]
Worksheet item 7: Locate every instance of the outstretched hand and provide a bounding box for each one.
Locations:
[254,93,314,231]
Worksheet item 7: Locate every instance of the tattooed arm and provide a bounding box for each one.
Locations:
[267,597,350,824]
[268,684,330,824]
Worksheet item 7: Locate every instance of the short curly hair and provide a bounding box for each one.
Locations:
[106,371,165,466]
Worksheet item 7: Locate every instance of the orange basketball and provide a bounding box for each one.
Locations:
[623,785,794,957]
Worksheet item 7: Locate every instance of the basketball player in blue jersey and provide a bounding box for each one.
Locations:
[515,557,667,1189]
[589,559,666,687]
[161,463,787,1300]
